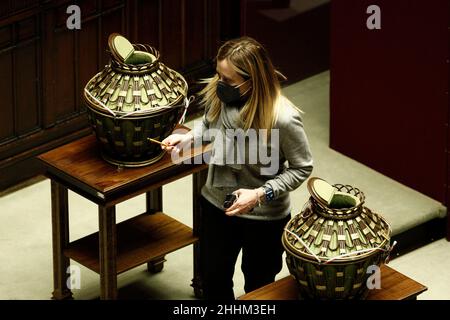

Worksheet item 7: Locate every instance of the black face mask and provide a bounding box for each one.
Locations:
[216,80,248,105]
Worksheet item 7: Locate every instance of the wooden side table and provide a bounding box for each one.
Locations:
[38,128,210,300]
[239,265,427,300]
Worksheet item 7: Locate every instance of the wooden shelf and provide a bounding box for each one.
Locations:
[64,212,197,274]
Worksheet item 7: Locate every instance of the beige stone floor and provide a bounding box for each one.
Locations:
[0,71,448,300]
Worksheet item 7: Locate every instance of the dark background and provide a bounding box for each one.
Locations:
[330,0,449,206]
[0,0,448,213]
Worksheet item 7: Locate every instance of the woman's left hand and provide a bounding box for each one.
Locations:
[224,188,259,216]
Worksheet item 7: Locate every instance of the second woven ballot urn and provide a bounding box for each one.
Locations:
[282,177,393,300]
[83,33,188,167]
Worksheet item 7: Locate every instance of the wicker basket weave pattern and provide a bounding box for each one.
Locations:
[283,179,392,300]
[86,53,187,113]
[86,106,183,166]
[285,249,386,299]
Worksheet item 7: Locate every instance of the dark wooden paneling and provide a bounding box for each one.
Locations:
[15,37,39,134]
[131,0,160,46]
[0,38,14,141]
[0,24,11,46]
[0,2,9,17]
[79,0,98,17]
[220,0,241,41]
[206,0,221,58]
[160,0,183,69]
[98,4,127,66]
[16,15,35,40]
[185,0,206,66]
[446,2,450,240]
[78,19,99,111]
[0,16,40,141]
[241,0,330,84]
[330,0,448,203]
[103,0,123,10]
[0,116,89,161]
[0,55,14,141]
[0,1,39,19]
[53,28,76,119]
[0,0,236,191]
[0,127,92,191]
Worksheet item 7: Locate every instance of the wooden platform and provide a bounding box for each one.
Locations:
[239,265,427,300]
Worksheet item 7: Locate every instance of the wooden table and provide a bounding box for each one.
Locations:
[239,265,427,300]
[38,128,210,300]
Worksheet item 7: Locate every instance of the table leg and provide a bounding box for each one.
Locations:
[146,187,162,213]
[51,180,73,300]
[191,168,208,298]
[99,205,117,300]
[146,187,165,272]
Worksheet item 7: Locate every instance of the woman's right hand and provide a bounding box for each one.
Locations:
[161,133,192,153]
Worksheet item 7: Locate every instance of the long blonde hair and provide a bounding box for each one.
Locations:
[199,37,287,132]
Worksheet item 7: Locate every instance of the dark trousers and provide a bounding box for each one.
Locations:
[199,196,291,300]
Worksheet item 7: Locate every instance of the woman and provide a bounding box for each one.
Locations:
[162,36,313,299]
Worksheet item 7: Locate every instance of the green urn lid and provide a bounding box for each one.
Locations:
[108,33,135,63]
[307,177,336,206]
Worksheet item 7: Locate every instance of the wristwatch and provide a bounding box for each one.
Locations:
[262,185,275,202]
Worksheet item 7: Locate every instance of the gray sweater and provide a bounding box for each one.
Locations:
[191,96,313,221]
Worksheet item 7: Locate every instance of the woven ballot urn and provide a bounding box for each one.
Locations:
[282,177,393,300]
[83,33,188,167]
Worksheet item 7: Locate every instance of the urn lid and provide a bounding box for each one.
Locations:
[108,33,135,63]
[307,177,336,207]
